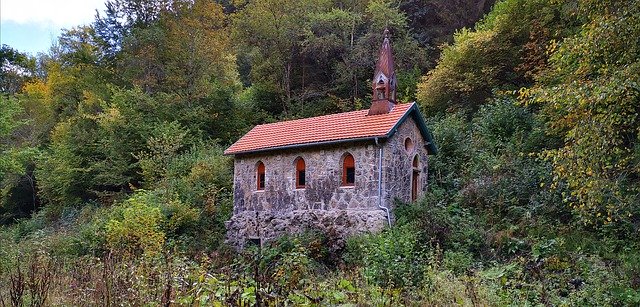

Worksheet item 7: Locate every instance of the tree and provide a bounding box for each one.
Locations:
[400,0,496,47]
[0,96,40,224]
[232,0,331,116]
[94,0,173,59]
[0,45,36,94]
[233,0,428,118]
[530,0,640,226]
[416,0,578,114]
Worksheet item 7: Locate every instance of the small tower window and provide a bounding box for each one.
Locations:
[342,154,355,186]
[257,161,265,190]
[376,79,386,100]
[295,158,306,189]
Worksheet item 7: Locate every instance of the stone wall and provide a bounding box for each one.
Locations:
[225,141,388,247]
[225,116,430,247]
[382,116,430,207]
[226,210,387,249]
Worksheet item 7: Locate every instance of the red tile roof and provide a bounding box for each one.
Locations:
[224,103,417,155]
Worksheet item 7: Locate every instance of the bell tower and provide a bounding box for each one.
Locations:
[368,28,397,115]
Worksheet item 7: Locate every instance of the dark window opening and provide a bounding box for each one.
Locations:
[346,168,355,184]
[298,171,306,186]
[257,162,265,190]
[296,158,306,188]
[342,154,355,186]
[412,170,419,202]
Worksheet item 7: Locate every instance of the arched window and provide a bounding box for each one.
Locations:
[342,154,355,186]
[256,161,265,190]
[411,155,420,202]
[295,158,306,189]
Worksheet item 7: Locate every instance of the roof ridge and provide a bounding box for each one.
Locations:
[253,102,413,128]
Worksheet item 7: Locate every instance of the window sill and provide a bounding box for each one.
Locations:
[339,185,355,189]
[254,189,265,193]
[295,187,306,190]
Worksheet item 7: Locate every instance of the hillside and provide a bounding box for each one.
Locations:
[1,0,639,305]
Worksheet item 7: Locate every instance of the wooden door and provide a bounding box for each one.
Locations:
[411,170,419,202]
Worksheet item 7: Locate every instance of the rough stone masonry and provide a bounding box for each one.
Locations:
[225,116,429,248]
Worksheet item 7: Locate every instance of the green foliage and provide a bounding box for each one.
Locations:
[418,27,514,113]
[233,0,428,119]
[473,97,544,151]
[417,0,578,114]
[425,111,472,188]
[345,223,427,288]
[0,44,36,94]
[396,198,486,258]
[0,96,41,224]
[0,95,23,141]
[106,192,166,257]
[138,121,192,185]
[530,1,640,226]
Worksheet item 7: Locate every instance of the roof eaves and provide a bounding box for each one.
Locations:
[385,103,438,155]
[223,135,387,156]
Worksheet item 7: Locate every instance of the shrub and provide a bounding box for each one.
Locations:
[395,198,486,259]
[105,193,166,257]
[345,223,427,288]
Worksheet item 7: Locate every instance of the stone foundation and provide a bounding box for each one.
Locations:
[225,209,387,248]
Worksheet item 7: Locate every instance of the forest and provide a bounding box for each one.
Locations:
[0,0,639,305]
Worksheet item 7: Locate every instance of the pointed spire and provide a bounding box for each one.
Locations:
[368,28,397,115]
[375,28,395,85]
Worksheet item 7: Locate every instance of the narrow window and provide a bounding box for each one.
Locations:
[257,161,265,190]
[411,155,419,202]
[296,158,306,189]
[376,80,386,100]
[342,154,355,186]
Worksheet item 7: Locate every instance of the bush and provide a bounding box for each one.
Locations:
[395,198,486,259]
[105,193,166,257]
[344,223,427,288]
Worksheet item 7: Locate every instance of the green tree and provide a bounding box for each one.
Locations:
[232,0,331,116]
[416,0,578,114]
[530,1,640,226]
[0,45,36,94]
[0,96,40,223]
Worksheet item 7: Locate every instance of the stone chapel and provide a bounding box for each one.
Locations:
[224,29,437,247]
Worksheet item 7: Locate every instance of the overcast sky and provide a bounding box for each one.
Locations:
[1,0,106,55]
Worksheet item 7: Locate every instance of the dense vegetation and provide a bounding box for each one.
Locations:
[1,0,639,305]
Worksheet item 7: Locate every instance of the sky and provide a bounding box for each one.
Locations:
[1,0,106,56]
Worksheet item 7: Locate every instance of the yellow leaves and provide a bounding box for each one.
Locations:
[95,106,123,132]
[22,79,51,101]
[546,39,558,55]
[105,194,167,258]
